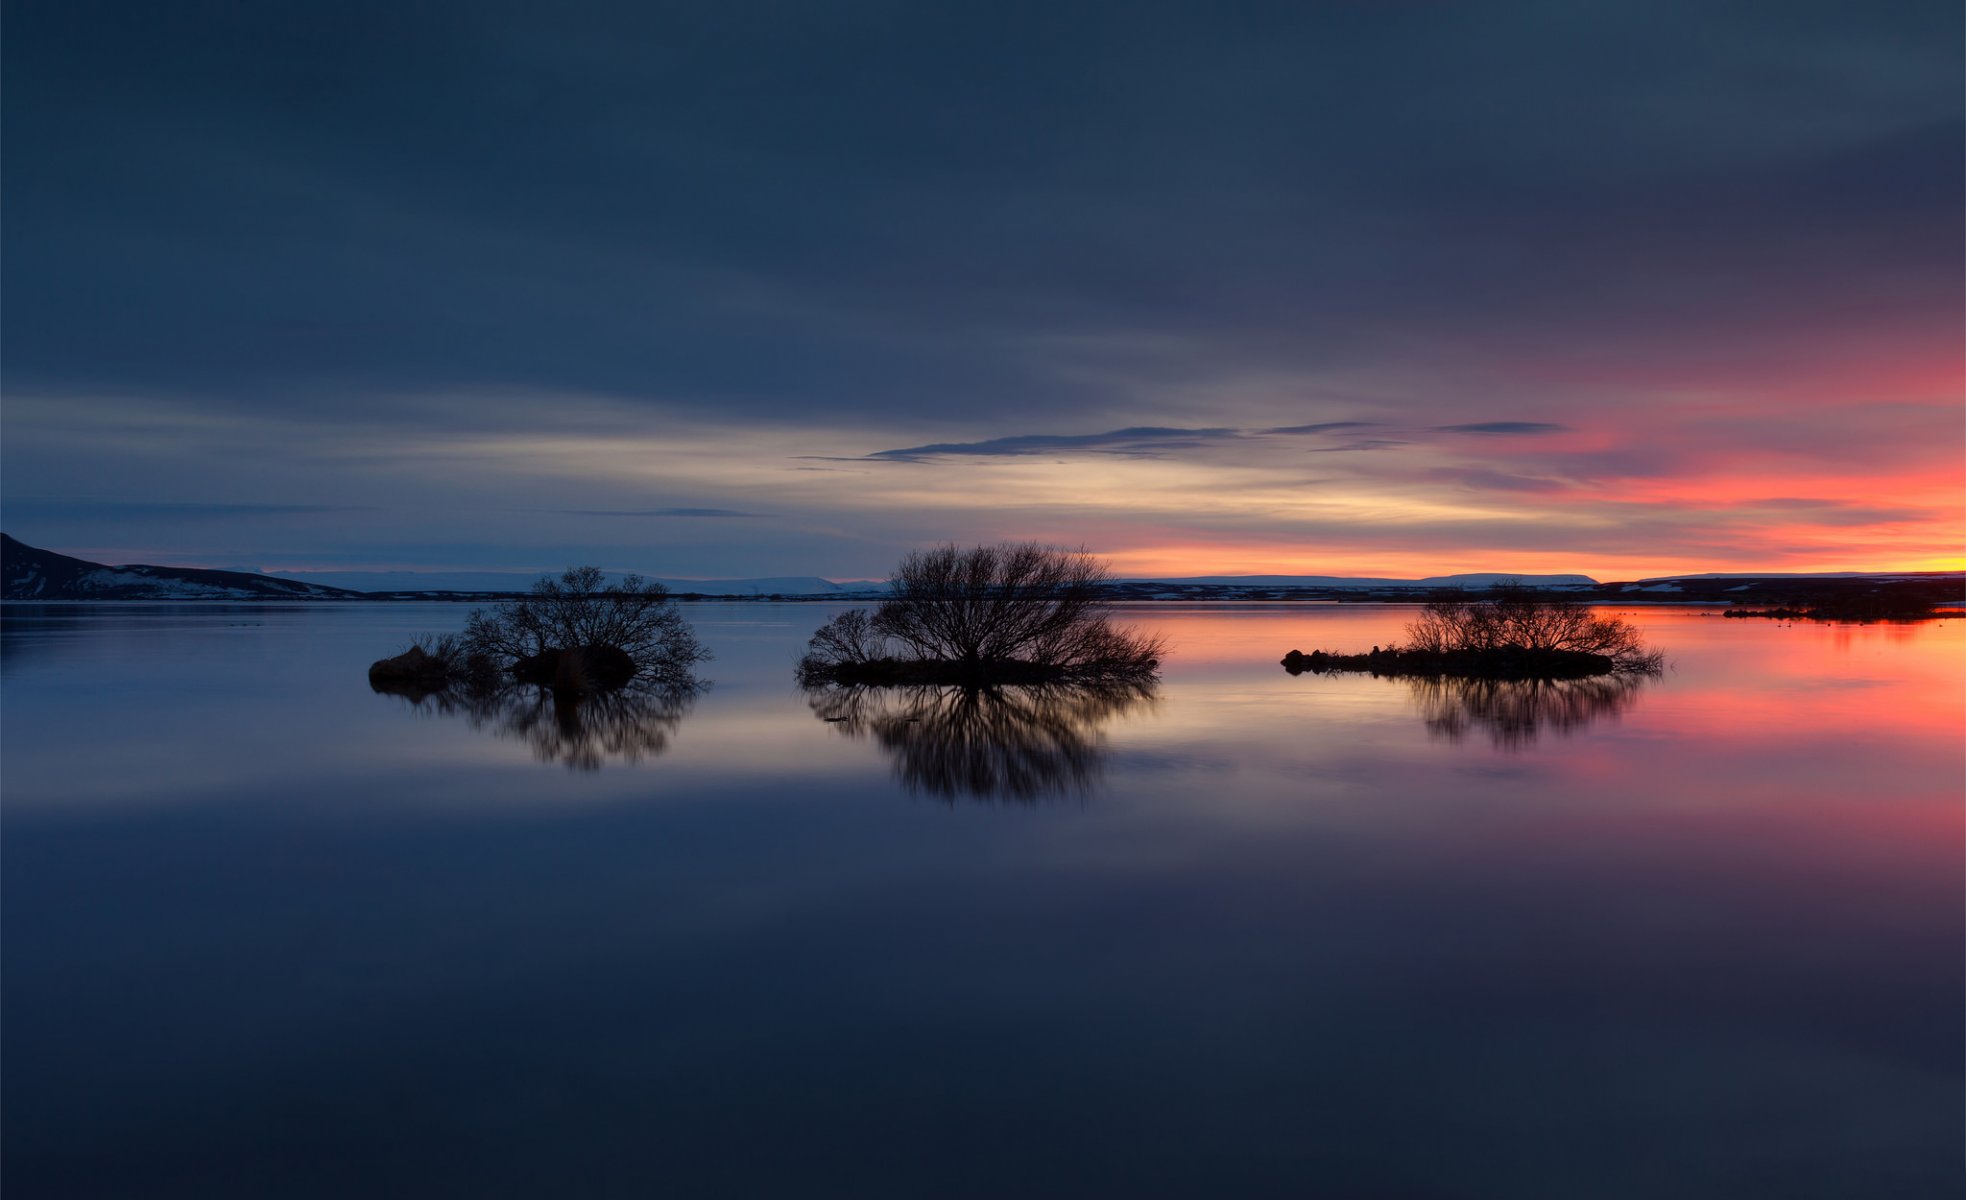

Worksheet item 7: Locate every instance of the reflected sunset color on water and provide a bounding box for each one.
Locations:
[3,602,1959,1198]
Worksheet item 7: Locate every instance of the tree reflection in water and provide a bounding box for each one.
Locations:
[1406,673,1653,750]
[808,680,1158,803]
[375,681,700,770]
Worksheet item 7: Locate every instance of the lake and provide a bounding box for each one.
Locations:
[3,602,1960,1198]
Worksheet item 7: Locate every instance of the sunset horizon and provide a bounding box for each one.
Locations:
[8,525,1961,588]
[3,3,1959,584]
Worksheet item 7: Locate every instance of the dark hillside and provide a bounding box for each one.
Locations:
[2,534,362,600]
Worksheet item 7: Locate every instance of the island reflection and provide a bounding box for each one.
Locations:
[375,681,700,770]
[808,680,1158,803]
[1405,672,1653,750]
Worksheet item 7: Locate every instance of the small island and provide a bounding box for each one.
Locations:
[1721,589,1954,623]
[797,543,1165,687]
[1283,645,1631,680]
[1284,586,1664,680]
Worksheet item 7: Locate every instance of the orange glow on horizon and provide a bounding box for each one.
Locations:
[1097,544,1964,583]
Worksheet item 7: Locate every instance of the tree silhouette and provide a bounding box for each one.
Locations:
[463,565,709,689]
[799,543,1163,685]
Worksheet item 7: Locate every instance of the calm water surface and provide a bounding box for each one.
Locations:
[3,603,1960,1198]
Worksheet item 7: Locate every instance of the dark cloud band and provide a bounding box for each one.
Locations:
[1434,422,1571,436]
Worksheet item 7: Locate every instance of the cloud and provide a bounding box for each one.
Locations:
[870,417,1577,462]
[1692,497,1933,526]
[868,426,1241,462]
[1264,421,1385,435]
[1426,468,1570,494]
[1434,422,1572,436]
[1307,439,1409,453]
[7,2,1952,435]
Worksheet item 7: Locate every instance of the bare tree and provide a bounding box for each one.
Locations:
[799,543,1165,685]
[463,566,710,689]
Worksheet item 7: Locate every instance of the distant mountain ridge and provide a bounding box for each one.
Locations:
[266,568,869,596]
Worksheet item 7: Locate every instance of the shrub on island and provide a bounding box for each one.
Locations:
[1283,584,1663,679]
[369,566,709,695]
[797,543,1165,687]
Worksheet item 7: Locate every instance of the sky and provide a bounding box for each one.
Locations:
[3,0,1961,582]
